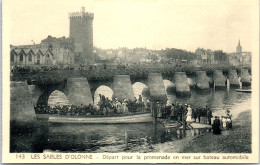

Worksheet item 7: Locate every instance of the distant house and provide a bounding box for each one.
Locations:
[42,49,54,65]
[195,48,214,64]
[10,47,55,66]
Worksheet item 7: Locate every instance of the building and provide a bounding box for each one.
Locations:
[195,48,215,64]
[40,36,75,65]
[69,7,94,64]
[10,47,54,66]
[228,40,252,66]
[10,7,94,66]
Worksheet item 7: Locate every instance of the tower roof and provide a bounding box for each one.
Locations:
[69,7,94,18]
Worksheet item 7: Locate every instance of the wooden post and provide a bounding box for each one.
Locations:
[182,107,186,132]
[152,101,157,124]
[125,131,128,150]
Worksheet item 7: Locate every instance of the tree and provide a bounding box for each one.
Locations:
[213,50,228,63]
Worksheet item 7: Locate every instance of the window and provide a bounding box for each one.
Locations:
[36,53,41,65]
[48,44,52,50]
[29,53,32,62]
[46,54,50,58]
[19,53,23,61]
[11,53,14,61]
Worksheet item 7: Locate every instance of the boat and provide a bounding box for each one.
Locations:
[36,112,153,124]
[235,89,252,93]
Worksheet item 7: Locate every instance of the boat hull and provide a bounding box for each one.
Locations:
[37,112,154,124]
[235,89,252,93]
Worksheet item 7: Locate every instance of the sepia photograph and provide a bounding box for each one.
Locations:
[2,0,259,163]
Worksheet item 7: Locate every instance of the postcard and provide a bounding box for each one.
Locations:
[2,0,259,163]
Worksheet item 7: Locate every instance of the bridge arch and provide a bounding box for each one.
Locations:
[163,79,175,94]
[48,90,70,108]
[94,85,114,105]
[36,83,66,107]
[132,82,149,99]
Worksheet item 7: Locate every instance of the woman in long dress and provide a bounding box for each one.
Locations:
[222,117,227,130]
[186,105,192,122]
[122,100,129,113]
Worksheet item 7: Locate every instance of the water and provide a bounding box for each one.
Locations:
[10,88,251,153]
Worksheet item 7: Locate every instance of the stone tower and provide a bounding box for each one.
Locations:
[236,39,242,55]
[69,7,94,64]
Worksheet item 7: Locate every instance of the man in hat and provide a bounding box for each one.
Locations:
[206,106,213,125]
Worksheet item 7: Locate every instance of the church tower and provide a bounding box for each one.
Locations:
[236,39,242,55]
[69,7,94,63]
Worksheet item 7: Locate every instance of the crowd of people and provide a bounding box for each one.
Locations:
[35,96,217,124]
[159,103,213,124]
[35,94,149,116]
[212,110,233,134]
[96,94,148,114]
[35,104,96,116]
[35,93,232,134]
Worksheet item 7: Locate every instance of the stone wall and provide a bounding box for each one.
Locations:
[113,75,135,101]
[173,72,190,96]
[10,81,36,122]
[228,70,239,87]
[148,73,167,102]
[213,70,226,88]
[163,79,175,94]
[69,12,93,63]
[240,69,251,86]
[66,78,93,106]
[196,71,210,90]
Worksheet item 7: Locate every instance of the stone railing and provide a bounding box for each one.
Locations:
[10,65,250,83]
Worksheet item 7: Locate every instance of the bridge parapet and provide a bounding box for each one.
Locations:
[10,65,251,85]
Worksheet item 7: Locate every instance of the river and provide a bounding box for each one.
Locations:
[10,87,251,153]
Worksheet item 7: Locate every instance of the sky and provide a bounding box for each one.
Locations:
[6,0,257,52]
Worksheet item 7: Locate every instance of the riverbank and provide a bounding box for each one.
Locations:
[92,110,251,153]
[151,110,251,153]
[180,110,251,153]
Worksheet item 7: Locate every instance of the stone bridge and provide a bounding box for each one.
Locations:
[10,65,251,123]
